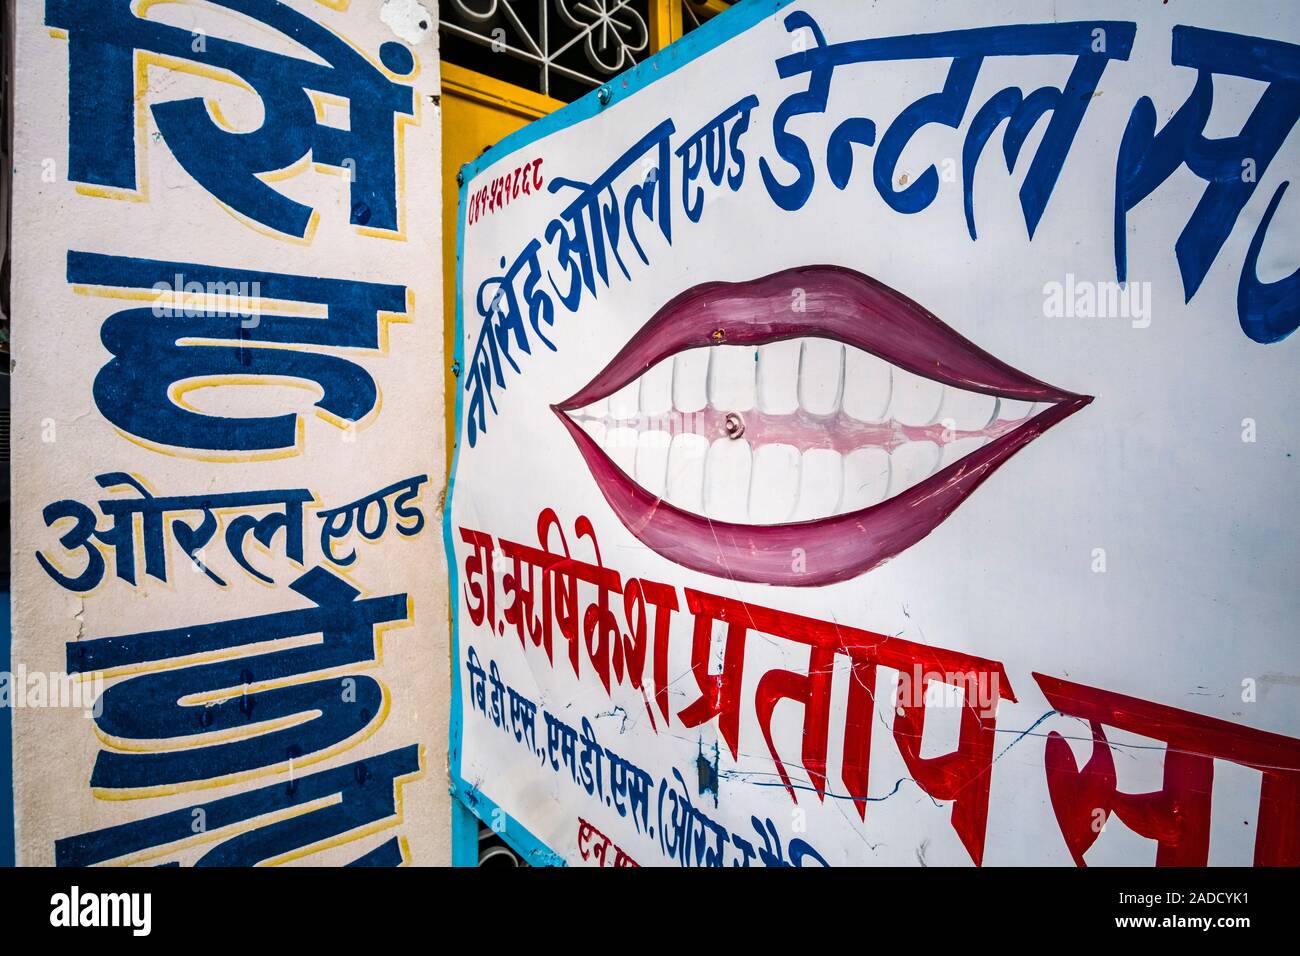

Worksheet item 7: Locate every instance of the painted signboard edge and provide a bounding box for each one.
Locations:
[444,0,799,867]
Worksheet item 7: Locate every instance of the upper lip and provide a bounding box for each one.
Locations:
[553,264,1092,586]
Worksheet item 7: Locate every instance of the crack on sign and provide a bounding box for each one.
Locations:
[991,710,1056,764]
[915,838,930,867]
[722,770,945,810]
[595,705,629,734]
[72,600,87,643]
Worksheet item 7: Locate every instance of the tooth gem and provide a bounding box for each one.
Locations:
[723,412,745,440]
[710,329,726,343]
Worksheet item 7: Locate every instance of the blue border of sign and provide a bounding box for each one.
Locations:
[443,0,797,866]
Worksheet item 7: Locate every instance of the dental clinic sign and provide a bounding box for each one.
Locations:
[449,0,1299,866]
[12,1,447,865]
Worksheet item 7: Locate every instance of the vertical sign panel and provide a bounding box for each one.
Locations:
[12,0,448,865]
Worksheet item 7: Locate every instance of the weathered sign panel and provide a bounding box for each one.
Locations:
[11,0,448,865]
[449,0,1299,866]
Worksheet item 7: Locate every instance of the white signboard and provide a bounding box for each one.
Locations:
[449,0,1298,867]
[11,0,448,865]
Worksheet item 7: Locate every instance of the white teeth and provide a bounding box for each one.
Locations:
[889,367,945,426]
[791,448,843,521]
[638,359,674,417]
[704,437,752,522]
[889,441,941,497]
[842,447,890,511]
[634,431,671,498]
[843,350,892,422]
[757,340,801,415]
[606,426,638,477]
[673,349,709,412]
[579,336,1048,525]
[937,435,987,472]
[937,387,997,432]
[995,398,1034,422]
[748,444,801,524]
[608,380,640,422]
[664,433,708,514]
[707,345,757,412]
[798,339,844,415]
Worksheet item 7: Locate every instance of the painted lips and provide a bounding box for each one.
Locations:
[553,265,1091,586]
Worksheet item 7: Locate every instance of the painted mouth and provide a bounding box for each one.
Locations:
[553,265,1091,586]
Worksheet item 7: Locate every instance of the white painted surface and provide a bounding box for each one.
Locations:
[450,0,1299,866]
[11,0,448,865]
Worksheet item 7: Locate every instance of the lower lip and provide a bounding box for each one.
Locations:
[554,395,1092,586]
